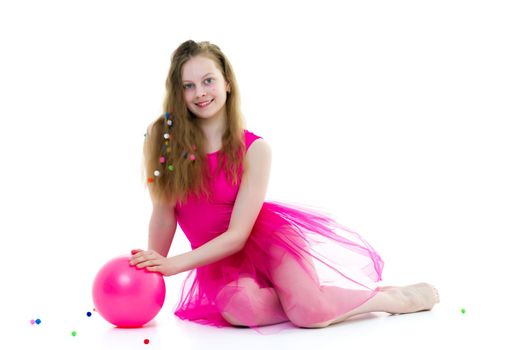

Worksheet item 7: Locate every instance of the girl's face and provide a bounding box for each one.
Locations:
[181,55,230,121]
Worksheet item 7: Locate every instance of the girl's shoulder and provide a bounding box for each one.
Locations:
[243,129,270,159]
[243,129,263,148]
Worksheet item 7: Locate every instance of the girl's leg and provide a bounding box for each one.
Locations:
[266,229,439,328]
[217,277,439,328]
[266,244,375,328]
[305,284,440,328]
[216,226,439,328]
[216,276,289,327]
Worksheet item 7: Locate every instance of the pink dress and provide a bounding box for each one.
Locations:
[173,129,384,333]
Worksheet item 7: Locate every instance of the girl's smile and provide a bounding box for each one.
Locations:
[195,99,214,108]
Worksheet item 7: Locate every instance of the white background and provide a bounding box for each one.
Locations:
[1,0,523,349]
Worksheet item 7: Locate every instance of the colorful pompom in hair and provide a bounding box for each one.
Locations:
[141,40,247,206]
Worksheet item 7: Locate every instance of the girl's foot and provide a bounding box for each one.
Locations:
[379,283,440,314]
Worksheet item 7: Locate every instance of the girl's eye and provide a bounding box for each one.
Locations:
[183,78,213,89]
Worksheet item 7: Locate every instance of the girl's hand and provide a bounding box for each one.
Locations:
[129,249,177,276]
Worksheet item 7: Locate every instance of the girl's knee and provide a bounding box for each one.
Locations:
[288,311,331,328]
[283,298,335,328]
[217,277,259,302]
[221,311,249,327]
[216,277,261,326]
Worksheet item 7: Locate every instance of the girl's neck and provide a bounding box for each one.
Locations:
[198,114,227,151]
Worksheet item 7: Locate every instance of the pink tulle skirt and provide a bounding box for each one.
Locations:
[173,200,384,334]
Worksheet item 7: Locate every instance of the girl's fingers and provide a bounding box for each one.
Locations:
[137,259,162,269]
[129,252,145,265]
[137,261,151,268]
[130,249,145,263]
[129,251,161,268]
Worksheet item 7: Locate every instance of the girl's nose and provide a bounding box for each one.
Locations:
[195,86,207,97]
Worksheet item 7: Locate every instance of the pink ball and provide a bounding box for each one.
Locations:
[92,256,166,327]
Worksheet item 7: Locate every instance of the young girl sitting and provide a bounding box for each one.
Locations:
[131,39,439,333]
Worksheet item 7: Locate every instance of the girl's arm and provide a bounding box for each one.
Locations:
[133,137,271,276]
[148,203,177,257]
[132,229,241,276]
[144,121,177,257]
[169,231,242,274]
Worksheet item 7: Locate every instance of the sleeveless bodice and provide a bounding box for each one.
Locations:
[175,129,262,248]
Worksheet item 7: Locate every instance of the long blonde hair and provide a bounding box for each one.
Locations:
[142,40,247,206]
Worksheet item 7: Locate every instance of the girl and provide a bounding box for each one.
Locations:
[131,40,439,333]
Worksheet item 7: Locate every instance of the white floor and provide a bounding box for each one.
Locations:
[2,1,525,349]
[7,274,522,350]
